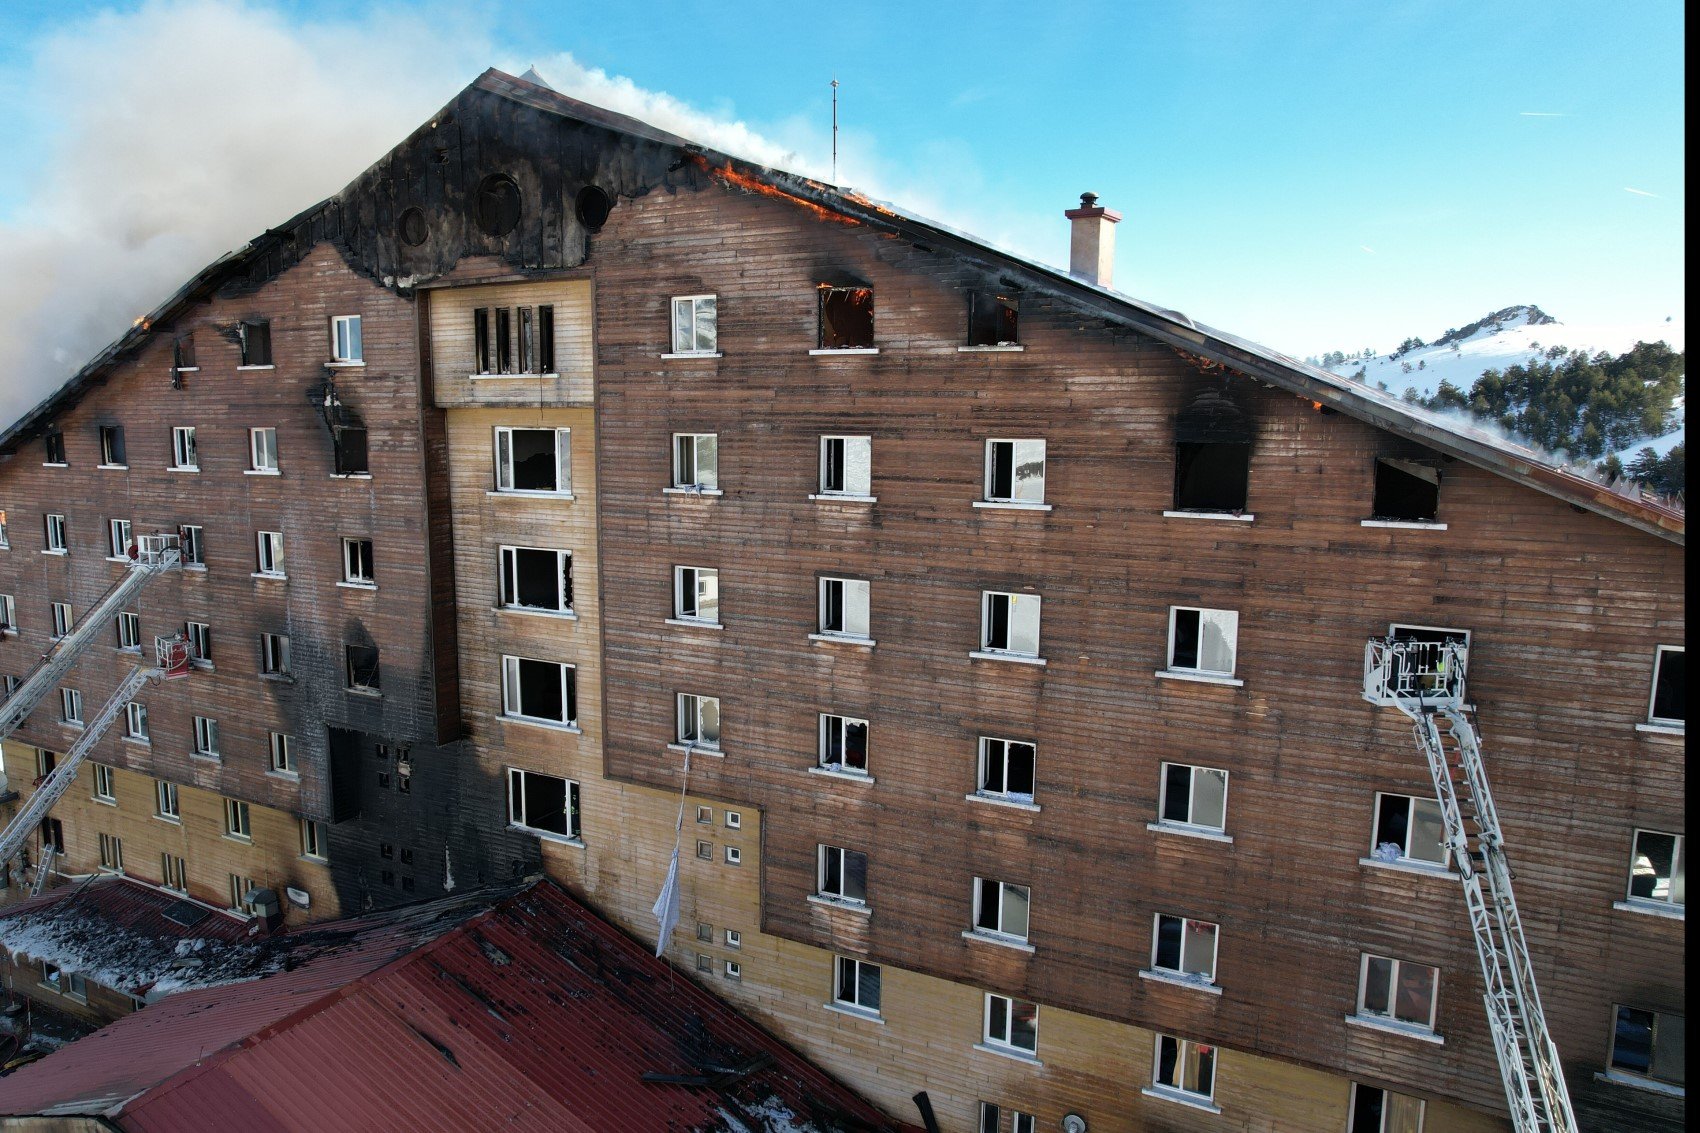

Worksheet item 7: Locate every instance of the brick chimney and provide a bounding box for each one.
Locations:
[1064,192,1121,288]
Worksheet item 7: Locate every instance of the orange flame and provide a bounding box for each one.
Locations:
[691,154,858,226]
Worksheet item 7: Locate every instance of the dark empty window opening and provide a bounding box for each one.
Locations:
[44,431,65,464]
[502,547,572,612]
[508,429,559,491]
[397,206,428,247]
[474,306,553,375]
[495,308,513,373]
[334,427,369,475]
[819,286,874,350]
[509,768,578,838]
[1372,458,1440,522]
[967,292,1019,346]
[99,425,126,466]
[473,308,491,374]
[239,319,272,367]
[537,305,555,372]
[519,307,534,373]
[474,174,522,238]
[1173,391,1253,512]
[508,657,574,723]
[575,185,613,232]
[1650,648,1684,724]
[173,334,197,370]
[346,645,381,693]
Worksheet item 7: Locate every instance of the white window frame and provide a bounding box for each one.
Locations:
[194,716,221,759]
[301,818,328,861]
[816,844,868,905]
[670,432,719,491]
[60,687,83,726]
[818,713,870,775]
[261,632,291,676]
[330,314,363,363]
[979,1105,1037,1133]
[1647,645,1684,728]
[45,513,67,552]
[817,576,871,641]
[186,621,212,666]
[223,797,251,840]
[493,426,572,496]
[98,832,124,872]
[972,878,1031,942]
[982,992,1039,1056]
[161,852,188,891]
[342,537,375,587]
[673,565,720,624]
[1624,829,1684,911]
[832,955,882,1016]
[1157,762,1229,834]
[500,655,577,728]
[0,594,14,635]
[124,702,149,742]
[179,524,204,566]
[976,736,1037,804]
[1166,606,1240,678]
[818,435,873,498]
[248,427,279,473]
[676,693,722,751]
[724,928,742,949]
[979,591,1042,660]
[1369,791,1449,870]
[269,732,296,775]
[92,763,115,803]
[229,873,259,916]
[155,779,179,820]
[500,545,572,613]
[171,426,198,471]
[116,610,141,651]
[1355,953,1440,1033]
[670,294,719,355]
[507,768,581,841]
[1347,1084,1427,1133]
[983,438,1047,505]
[1148,913,1220,984]
[256,531,285,577]
[50,601,72,639]
[108,518,133,559]
[1149,1033,1217,1105]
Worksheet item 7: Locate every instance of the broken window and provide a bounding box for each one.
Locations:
[819,435,872,497]
[1610,1005,1685,1087]
[507,769,579,839]
[817,844,867,904]
[342,538,375,586]
[977,737,1036,802]
[818,577,871,639]
[984,439,1046,504]
[501,655,574,725]
[1151,914,1218,982]
[501,546,572,612]
[173,334,197,371]
[334,427,369,475]
[662,434,717,494]
[346,644,381,694]
[249,427,279,473]
[330,315,363,363]
[673,565,718,623]
[494,426,571,493]
[474,307,492,373]
[818,713,869,774]
[43,431,66,465]
[1626,829,1685,908]
[984,994,1038,1055]
[671,295,718,354]
[981,591,1041,658]
[260,633,291,676]
[1153,1034,1214,1102]
[1371,457,1441,522]
[833,956,881,1015]
[1357,954,1438,1032]
[99,425,127,467]
[1167,607,1238,677]
[973,878,1031,941]
[1649,646,1684,726]
[473,306,555,375]
[495,308,512,372]
[1159,763,1228,832]
[966,291,1019,347]
[171,426,198,470]
[537,305,555,372]
[1348,1084,1425,1133]
[1173,391,1252,512]
[818,285,874,350]
[238,319,271,367]
[40,817,64,853]
[677,693,721,750]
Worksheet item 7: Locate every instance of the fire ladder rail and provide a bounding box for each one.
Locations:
[0,540,182,742]
[1367,638,1578,1133]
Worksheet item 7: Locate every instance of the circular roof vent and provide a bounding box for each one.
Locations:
[397,206,428,247]
[473,174,522,237]
[575,185,613,232]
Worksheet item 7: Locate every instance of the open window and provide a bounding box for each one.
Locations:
[671,433,718,491]
[1648,646,1684,727]
[1371,457,1441,523]
[1609,1005,1686,1090]
[1167,607,1239,678]
[984,439,1046,505]
[677,693,721,750]
[819,436,872,498]
[238,319,272,367]
[980,591,1042,659]
[977,737,1036,804]
[346,644,381,694]
[966,292,1019,347]
[673,566,719,624]
[1347,1085,1425,1133]
[501,546,572,613]
[817,844,868,904]
[44,431,66,465]
[334,426,369,475]
[501,655,575,726]
[99,425,127,467]
[507,768,580,840]
[817,285,874,350]
[818,713,869,774]
[818,576,871,640]
[172,334,197,373]
[973,878,1031,942]
[1150,914,1219,984]
[494,427,571,494]
[1172,390,1251,513]
[1370,791,1448,869]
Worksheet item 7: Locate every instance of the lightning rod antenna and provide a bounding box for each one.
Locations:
[831,77,839,184]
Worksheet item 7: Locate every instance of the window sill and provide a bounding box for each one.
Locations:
[116,645,143,655]
[190,752,222,763]
[41,462,68,469]
[1594,1070,1685,1099]
[97,464,129,471]
[665,617,722,630]
[258,673,295,684]
[167,466,200,474]
[970,650,1047,667]
[972,1042,1041,1067]
[510,823,585,848]
[469,371,564,379]
[1140,1087,1220,1114]
[244,469,281,477]
[62,722,86,732]
[106,555,136,564]
[236,364,275,371]
[809,347,879,356]
[223,834,254,846]
[266,769,300,782]
[974,500,1053,512]
[121,736,151,748]
[667,742,724,759]
[1358,856,1453,879]
[965,791,1040,813]
[345,687,383,700]
[502,715,581,734]
[300,855,329,866]
[1139,968,1223,995]
[663,486,724,497]
[497,605,579,621]
[326,360,366,368]
[337,581,378,592]
[41,549,68,557]
[1155,668,1243,688]
[962,929,1035,954]
[251,572,287,581]
[329,472,374,480]
[808,493,878,504]
[1345,1013,1444,1045]
[1147,821,1233,844]
[487,490,575,501]
[1636,722,1685,737]
[660,352,724,360]
[1613,899,1684,921]
[958,344,1024,352]
[189,660,214,672]
[809,632,875,648]
[154,813,181,825]
[1163,509,1254,524]
[823,1001,885,1024]
[1360,519,1447,530]
[173,367,200,373]
[92,795,118,808]
[807,894,871,916]
[182,564,208,573]
[809,765,874,784]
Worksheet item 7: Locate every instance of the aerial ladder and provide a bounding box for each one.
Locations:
[0,534,190,883]
[1363,636,1578,1133]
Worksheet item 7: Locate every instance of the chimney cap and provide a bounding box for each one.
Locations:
[1079,192,1098,208]
[1064,192,1122,223]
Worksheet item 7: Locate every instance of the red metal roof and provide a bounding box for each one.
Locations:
[0,880,914,1132]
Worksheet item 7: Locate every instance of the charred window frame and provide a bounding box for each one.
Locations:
[474,306,554,375]
[1173,391,1252,513]
[346,644,381,694]
[238,319,272,368]
[966,292,1019,347]
[1371,457,1441,523]
[495,308,513,373]
[508,768,580,840]
[43,431,66,465]
[173,334,198,372]
[334,426,369,475]
[99,425,127,467]
[817,286,874,350]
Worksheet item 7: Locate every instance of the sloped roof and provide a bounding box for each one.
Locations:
[0,879,912,1133]
[0,68,1681,543]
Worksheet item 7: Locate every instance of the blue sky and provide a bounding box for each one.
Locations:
[0,0,1684,363]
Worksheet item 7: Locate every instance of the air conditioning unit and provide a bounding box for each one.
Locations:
[285,886,311,909]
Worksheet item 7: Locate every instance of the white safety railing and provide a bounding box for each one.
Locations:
[1363,636,1467,708]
